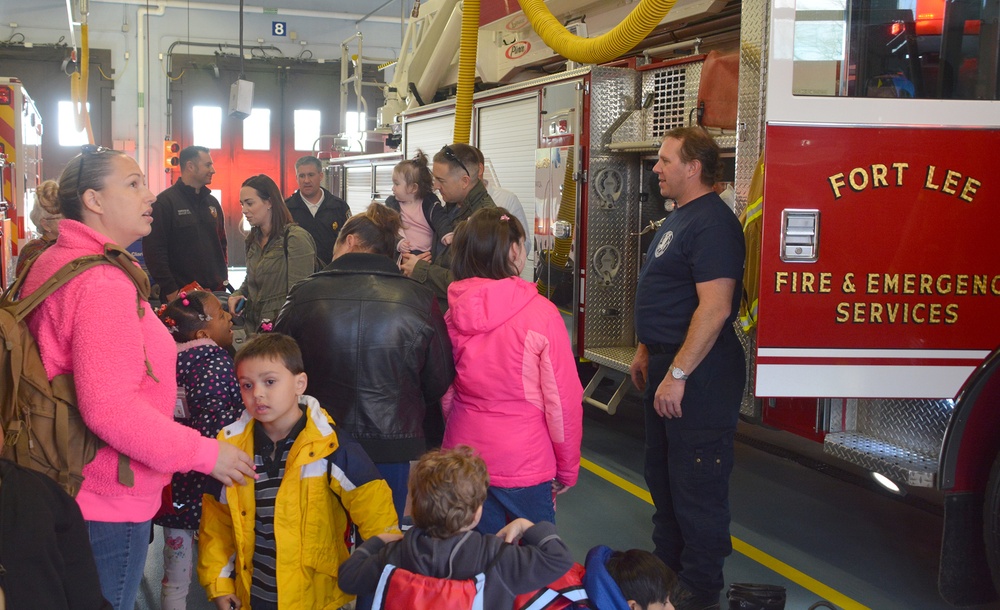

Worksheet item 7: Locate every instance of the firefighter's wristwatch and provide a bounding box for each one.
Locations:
[670,366,689,381]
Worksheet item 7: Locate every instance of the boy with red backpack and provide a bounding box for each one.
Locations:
[339,445,574,609]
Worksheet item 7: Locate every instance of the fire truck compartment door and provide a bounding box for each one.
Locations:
[755,124,1000,399]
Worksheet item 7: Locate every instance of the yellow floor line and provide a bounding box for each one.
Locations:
[580,457,870,610]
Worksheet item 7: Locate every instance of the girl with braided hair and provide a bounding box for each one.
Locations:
[154,289,243,610]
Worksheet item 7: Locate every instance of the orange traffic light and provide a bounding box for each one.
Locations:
[163,140,179,170]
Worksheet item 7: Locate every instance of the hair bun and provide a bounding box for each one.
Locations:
[37,180,62,215]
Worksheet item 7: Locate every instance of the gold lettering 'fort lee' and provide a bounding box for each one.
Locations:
[827,163,982,202]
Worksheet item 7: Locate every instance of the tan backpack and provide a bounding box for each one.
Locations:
[0,244,149,496]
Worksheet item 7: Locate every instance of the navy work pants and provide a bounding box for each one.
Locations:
[642,330,745,598]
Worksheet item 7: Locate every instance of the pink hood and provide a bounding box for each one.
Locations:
[447,276,539,335]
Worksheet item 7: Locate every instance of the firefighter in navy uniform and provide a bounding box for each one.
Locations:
[629,127,746,610]
[143,145,228,303]
[285,155,351,266]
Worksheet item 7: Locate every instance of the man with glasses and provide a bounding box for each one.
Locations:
[400,143,496,305]
[143,145,228,303]
[285,155,351,266]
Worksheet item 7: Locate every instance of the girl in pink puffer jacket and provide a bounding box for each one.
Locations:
[442,207,583,536]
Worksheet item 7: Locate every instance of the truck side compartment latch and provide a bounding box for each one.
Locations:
[780,209,820,262]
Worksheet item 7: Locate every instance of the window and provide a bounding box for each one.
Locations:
[793,0,1000,99]
[192,106,223,149]
[57,101,90,146]
[243,108,271,150]
[294,109,321,151]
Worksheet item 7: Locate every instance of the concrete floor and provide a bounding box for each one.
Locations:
[137,397,1000,609]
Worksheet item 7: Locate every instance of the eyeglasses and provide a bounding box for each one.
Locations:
[440,145,470,177]
[77,144,112,197]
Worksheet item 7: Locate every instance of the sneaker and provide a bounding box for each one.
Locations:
[670,580,721,610]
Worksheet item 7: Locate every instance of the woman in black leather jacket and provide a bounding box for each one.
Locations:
[273,203,455,519]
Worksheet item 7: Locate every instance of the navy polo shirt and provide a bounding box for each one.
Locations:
[635,192,745,346]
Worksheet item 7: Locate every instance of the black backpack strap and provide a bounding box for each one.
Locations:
[484,541,509,573]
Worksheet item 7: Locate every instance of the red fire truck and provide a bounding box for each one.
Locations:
[326,0,1000,602]
[0,77,43,288]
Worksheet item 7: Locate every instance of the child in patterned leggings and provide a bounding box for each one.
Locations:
[154,288,243,610]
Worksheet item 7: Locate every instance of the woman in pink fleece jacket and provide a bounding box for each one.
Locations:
[22,147,257,610]
[442,207,583,535]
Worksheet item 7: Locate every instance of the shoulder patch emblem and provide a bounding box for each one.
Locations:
[331,222,339,231]
[209,206,219,219]
[655,230,674,257]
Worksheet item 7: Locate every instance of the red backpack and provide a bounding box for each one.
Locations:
[513,563,593,610]
[371,545,508,610]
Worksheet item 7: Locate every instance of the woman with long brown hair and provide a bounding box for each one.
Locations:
[228,174,317,332]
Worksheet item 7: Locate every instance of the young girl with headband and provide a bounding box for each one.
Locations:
[154,288,243,610]
[441,207,583,534]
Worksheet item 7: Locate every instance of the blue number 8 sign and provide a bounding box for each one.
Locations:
[272,21,286,36]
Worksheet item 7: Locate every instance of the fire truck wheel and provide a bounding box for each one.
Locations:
[983,452,1000,589]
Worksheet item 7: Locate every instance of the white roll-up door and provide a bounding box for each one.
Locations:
[476,94,540,278]
[345,166,374,216]
[404,112,455,159]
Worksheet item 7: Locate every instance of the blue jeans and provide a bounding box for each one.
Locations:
[476,482,555,536]
[86,519,152,610]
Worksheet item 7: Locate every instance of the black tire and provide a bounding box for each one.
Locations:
[983,451,1000,590]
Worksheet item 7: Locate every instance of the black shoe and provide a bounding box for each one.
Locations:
[670,581,721,610]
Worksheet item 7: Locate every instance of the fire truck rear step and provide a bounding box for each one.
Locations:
[821,398,953,489]
[824,432,938,488]
[583,347,637,415]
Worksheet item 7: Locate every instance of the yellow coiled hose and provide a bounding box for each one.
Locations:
[520,0,677,64]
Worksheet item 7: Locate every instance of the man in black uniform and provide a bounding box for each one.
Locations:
[143,145,227,302]
[629,127,746,610]
[285,155,351,266]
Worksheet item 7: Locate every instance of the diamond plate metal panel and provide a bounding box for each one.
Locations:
[734,0,769,216]
[584,68,642,353]
[855,399,951,455]
[585,155,640,349]
[590,66,642,155]
[822,399,952,487]
[825,432,937,487]
[584,347,637,373]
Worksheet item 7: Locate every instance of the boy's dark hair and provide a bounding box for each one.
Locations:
[606,549,676,607]
[450,207,526,281]
[155,290,213,343]
[234,333,306,375]
[409,446,489,539]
